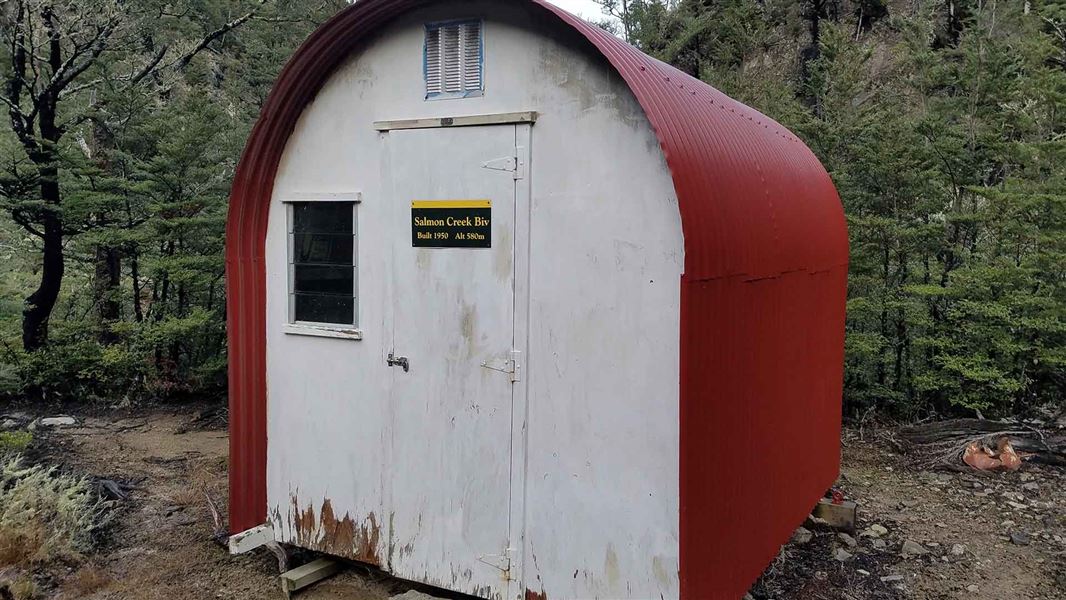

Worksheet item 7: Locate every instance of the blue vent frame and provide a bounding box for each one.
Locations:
[423,18,485,100]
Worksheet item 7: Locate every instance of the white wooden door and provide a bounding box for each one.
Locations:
[386,124,523,598]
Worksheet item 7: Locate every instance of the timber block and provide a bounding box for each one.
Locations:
[280,558,341,597]
[811,498,858,532]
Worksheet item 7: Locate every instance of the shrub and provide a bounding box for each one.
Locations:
[0,457,112,566]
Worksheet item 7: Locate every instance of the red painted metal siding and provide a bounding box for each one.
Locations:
[227,1,849,597]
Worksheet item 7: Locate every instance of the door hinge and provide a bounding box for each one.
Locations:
[481,148,526,181]
[480,350,522,382]
[477,548,514,577]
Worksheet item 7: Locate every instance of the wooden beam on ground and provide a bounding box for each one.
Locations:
[228,524,274,555]
[812,498,858,532]
[280,558,341,597]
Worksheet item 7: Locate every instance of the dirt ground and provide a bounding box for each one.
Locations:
[5,408,1065,599]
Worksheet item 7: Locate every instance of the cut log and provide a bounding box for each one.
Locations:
[894,419,1065,470]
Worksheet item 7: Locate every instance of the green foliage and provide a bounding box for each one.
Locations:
[607,0,1065,418]
[0,0,346,403]
[0,431,32,456]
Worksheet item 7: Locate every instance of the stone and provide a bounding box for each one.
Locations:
[951,544,966,556]
[792,527,813,545]
[1010,531,1031,546]
[0,419,18,430]
[1021,482,1039,492]
[901,540,928,557]
[872,539,888,550]
[39,416,77,427]
[838,533,858,548]
[857,569,870,576]
[391,592,443,600]
[834,548,853,562]
[880,575,904,583]
[967,585,979,593]
[862,524,889,538]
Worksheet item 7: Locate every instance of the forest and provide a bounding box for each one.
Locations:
[1,0,1063,420]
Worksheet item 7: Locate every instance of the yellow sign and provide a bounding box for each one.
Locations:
[411,200,492,248]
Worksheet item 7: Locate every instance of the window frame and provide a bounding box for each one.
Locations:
[282,192,363,341]
[423,18,485,101]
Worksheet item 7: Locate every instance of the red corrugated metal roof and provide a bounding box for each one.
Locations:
[227,2,848,598]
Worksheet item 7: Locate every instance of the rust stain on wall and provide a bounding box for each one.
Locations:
[525,588,548,600]
[288,495,382,565]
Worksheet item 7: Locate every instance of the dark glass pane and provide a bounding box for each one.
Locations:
[294,233,353,265]
[294,265,353,295]
[294,293,354,325]
[293,202,354,234]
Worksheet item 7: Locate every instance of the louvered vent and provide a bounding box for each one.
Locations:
[425,20,483,98]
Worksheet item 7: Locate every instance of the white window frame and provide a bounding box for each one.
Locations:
[282,192,363,341]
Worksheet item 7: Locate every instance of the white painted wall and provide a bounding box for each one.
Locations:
[265,2,684,598]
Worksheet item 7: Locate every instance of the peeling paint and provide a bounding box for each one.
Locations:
[288,495,382,565]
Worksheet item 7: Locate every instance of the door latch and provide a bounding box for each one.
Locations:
[387,352,409,372]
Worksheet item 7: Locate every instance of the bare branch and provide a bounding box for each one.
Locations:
[168,0,270,72]
[128,44,169,85]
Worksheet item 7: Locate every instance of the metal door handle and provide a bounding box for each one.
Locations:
[387,352,409,372]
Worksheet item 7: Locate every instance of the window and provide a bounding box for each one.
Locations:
[425,19,483,99]
[288,201,357,328]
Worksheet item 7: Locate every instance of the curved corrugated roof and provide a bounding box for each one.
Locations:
[227,2,849,598]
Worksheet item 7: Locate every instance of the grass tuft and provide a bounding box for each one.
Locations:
[0,457,112,567]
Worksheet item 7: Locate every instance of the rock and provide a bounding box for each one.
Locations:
[1021,482,1039,492]
[834,548,853,562]
[967,584,979,593]
[862,524,889,538]
[1006,501,1028,510]
[391,591,443,600]
[857,569,870,576]
[1009,531,1031,546]
[901,540,928,557]
[880,575,904,583]
[872,538,888,550]
[0,419,18,430]
[814,571,828,581]
[1020,472,1033,482]
[838,533,858,548]
[791,527,813,545]
[951,544,966,556]
[39,416,77,427]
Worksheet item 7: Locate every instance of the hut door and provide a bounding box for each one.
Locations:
[386,123,525,594]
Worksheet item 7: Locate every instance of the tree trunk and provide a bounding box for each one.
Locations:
[22,96,65,352]
[94,244,122,341]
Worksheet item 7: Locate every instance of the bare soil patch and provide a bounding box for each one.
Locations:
[752,429,1065,600]
[3,409,1063,599]
[8,408,401,600]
